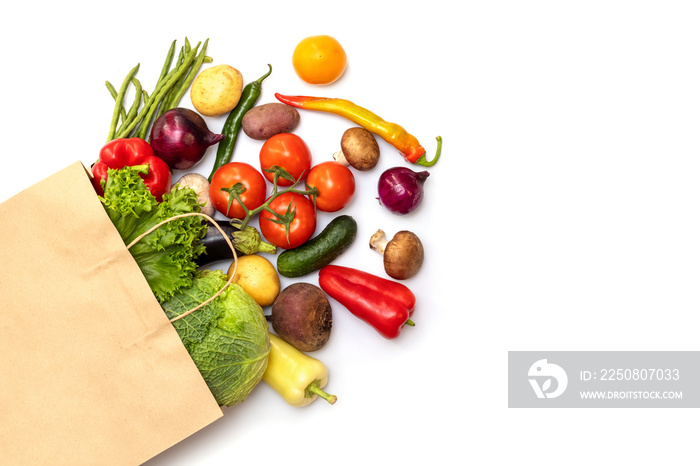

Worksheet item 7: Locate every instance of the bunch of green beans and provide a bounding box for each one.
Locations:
[105,38,212,142]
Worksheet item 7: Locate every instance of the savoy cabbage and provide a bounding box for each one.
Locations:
[162,270,270,406]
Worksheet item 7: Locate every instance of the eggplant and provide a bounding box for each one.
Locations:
[196,219,276,267]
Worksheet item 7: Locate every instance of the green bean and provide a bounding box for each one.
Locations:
[157,40,177,86]
[105,81,127,124]
[128,49,196,138]
[107,76,143,136]
[165,38,209,110]
[157,40,200,118]
[106,63,139,141]
[166,41,197,98]
[156,87,175,120]
[174,45,185,72]
[126,46,199,140]
[105,39,210,142]
[105,81,117,97]
[116,78,143,137]
[144,40,177,117]
[161,44,186,109]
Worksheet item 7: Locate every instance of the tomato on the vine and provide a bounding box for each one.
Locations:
[306,161,356,212]
[209,162,267,219]
[259,191,316,249]
[259,133,312,187]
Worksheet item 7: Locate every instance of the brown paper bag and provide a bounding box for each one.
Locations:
[0,162,223,465]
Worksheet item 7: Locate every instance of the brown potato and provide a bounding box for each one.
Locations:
[242,103,300,140]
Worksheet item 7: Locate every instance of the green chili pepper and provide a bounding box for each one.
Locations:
[208,64,272,182]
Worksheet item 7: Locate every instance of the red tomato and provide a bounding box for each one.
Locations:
[306,161,356,212]
[209,162,267,219]
[259,192,317,249]
[259,133,312,187]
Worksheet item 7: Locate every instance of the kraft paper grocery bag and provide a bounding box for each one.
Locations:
[0,162,223,465]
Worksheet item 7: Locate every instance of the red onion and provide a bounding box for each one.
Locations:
[377,166,429,215]
[150,107,224,170]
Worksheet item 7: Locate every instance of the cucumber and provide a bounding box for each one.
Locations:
[277,215,357,278]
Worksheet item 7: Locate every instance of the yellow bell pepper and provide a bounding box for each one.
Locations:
[263,333,337,407]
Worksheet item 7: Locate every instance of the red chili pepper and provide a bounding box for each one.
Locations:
[318,265,416,339]
[275,93,442,167]
[92,137,172,201]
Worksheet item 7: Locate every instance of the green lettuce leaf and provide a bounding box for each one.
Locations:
[162,270,270,406]
[100,166,207,302]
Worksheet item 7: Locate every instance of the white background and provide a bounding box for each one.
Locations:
[1,1,699,464]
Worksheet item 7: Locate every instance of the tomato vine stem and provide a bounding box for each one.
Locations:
[222,165,318,232]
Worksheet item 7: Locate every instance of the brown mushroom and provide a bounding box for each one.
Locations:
[369,229,424,280]
[333,127,380,171]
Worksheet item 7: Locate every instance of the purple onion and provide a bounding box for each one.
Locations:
[377,166,429,215]
[150,107,224,170]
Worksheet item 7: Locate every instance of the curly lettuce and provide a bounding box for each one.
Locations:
[162,270,270,406]
[100,166,207,303]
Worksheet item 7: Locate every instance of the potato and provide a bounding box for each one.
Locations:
[190,64,244,117]
[242,103,300,140]
[227,255,280,307]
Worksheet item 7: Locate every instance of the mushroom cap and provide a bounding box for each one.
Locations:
[384,230,424,279]
[340,127,380,171]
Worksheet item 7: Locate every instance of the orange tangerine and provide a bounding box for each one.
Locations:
[292,35,347,85]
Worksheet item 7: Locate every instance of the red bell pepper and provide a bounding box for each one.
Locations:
[91,137,172,201]
[318,265,416,339]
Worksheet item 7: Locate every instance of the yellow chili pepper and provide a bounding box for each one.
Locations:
[263,333,337,407]
[275,93,442,167]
